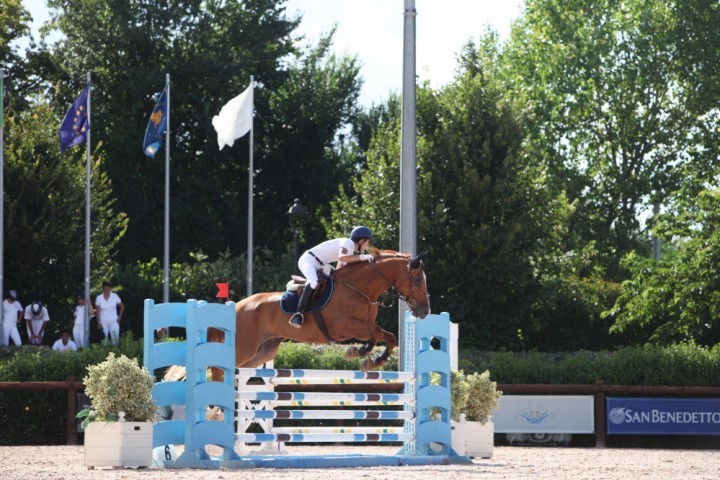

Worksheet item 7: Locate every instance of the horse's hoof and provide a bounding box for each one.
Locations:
[344,348,359,360]
[359,358,373,372]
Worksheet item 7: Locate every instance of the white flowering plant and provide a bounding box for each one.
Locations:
[76,352,157,428]
[432,369,502,424]
[460,370,502,423]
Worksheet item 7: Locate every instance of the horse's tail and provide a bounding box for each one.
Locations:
[163,365,187,381]
[161,328,226,382]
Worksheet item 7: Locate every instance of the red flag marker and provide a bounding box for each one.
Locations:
[216,282,229,299]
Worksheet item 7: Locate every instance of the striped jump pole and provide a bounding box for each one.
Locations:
[231,312,458,459]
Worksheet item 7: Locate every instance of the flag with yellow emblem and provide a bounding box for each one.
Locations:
[143,83,169,158]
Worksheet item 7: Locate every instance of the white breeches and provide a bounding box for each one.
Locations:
[298,253,320,289]
[100,319,120,345]
[2,322,21,346]
[73,324,85,348]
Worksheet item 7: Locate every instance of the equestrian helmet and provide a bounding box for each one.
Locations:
[350,226,373,242]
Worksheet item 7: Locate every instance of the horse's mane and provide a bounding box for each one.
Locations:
[371,248,411,260]
[333,249,410,278]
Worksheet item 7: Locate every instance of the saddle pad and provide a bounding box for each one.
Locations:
[280,279,334,314]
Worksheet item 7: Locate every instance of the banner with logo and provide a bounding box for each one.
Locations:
[493,395,595,433]
[607,398,720,435]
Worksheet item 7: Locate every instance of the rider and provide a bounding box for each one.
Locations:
[289,226,375,328]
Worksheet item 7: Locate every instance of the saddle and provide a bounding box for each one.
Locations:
[279,267,335,315]
[285,264,334,292]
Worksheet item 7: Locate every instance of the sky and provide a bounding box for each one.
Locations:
[22,0,523,107]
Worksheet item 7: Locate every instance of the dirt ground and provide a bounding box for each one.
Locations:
[1,444,718,480]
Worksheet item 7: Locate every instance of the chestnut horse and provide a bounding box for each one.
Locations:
[208,250,430,374]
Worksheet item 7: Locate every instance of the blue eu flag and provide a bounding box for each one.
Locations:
[143,84,168,158]
[59,82,90,153]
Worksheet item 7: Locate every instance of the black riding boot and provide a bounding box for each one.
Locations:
[289,285,315,328]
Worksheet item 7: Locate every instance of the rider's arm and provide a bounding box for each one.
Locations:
[338,247,372,266]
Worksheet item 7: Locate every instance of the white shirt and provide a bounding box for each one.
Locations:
[95,292,122,323]
[52,338,78,352]
[2,299,23,323]
[73,305,87,326]
[24,305,50,322]
[307,238,354,264]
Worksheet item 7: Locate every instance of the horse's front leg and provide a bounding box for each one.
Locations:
[344,338,377,361]
[359,327,397,372]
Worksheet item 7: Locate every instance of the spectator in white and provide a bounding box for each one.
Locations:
[52,330,77,353]
[95,281,124,346]
[73,293,94,348]
[2,290,23,347]
[24,301,50,345]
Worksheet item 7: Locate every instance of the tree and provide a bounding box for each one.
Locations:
[3,101,127,339]
[0,0,31,108]
[607,190,720,346]
[326,35,588,350]
[504,0,720,280]
[39,0,362,268]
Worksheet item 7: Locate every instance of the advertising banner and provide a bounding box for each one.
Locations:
[606,398,720,435]
[493,395,595,433]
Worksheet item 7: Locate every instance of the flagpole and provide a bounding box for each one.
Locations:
[0,69,5,346]
[84,72,92,348]
[246,75,254,297]
[163,74,170,303]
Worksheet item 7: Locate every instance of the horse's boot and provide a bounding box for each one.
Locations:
[289,285,315,328]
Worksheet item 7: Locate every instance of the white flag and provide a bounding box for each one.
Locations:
[212,84,253,150]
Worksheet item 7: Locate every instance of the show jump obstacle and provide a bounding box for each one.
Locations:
[143,299,470,469]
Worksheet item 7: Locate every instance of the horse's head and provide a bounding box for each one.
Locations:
[397,251,431,319]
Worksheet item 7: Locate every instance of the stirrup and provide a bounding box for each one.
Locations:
[288,313,304,328]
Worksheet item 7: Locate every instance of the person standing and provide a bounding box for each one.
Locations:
[24,301,50,345]
[52,330,78,353]
[1,290,23,347]
[73,293,94,348]
[94,281,124,346]
[289,226,375,328]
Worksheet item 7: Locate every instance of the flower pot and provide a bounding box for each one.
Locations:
[84,421,153,469]
[452,414,494,458]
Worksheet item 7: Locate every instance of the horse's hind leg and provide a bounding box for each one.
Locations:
[344,338,377,361]
[359,328,397,372]
[240,338,285,368]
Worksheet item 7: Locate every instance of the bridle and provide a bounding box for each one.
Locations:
[341,256,430,311]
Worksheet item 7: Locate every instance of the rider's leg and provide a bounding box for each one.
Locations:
[289,257,318,328]
[289,284,315,328]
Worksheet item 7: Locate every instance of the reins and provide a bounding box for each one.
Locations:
[340,256,426,310]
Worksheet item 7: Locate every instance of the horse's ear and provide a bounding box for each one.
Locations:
[409,251,429,270]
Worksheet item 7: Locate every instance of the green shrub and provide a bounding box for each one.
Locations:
[460,344,720,386]
[80,352,157,424]
[274,342,400,371]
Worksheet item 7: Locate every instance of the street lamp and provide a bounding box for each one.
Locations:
[288,199,307,275]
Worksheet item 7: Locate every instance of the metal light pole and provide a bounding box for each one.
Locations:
[288,199,307,275]
[399,0,417,371]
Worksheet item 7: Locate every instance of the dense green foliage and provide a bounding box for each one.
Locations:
[460,343,720,386]
[1,0,720,354]
[42,0,361,263]
[2,102,126,341]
